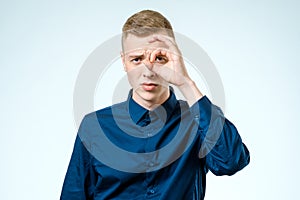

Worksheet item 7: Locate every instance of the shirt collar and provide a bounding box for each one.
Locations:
[127,87,177,125]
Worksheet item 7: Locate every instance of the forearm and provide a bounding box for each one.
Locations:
[204,118,250,175]
[191,96,250,175]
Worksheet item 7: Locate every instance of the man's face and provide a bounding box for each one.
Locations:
[121,33,171,107]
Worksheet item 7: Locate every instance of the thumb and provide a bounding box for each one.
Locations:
[152,65,173,83]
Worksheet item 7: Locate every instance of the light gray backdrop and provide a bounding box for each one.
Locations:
[1,0,299,199]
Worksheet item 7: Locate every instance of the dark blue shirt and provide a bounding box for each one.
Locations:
[61,89,250,200]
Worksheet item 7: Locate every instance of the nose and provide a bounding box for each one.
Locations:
[142,56,153,70]
[142,53,155,78]
[142,62,155,78]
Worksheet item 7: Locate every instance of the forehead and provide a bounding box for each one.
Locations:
[122,34,169,55]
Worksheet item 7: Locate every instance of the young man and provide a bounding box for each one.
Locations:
[61,10,250,200]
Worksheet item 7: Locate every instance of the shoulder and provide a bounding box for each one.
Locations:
[82,101,128,123]
[177,99,189,109]
[77,101,127,139]
[175,99,190,114]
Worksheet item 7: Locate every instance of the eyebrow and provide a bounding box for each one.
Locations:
[127,53,144,58]
[124,48,146,57]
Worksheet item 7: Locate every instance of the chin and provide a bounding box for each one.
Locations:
[139,91,159,101]
[133,88,159,101]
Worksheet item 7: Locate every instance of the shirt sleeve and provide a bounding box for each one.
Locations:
[190,96,250,176]
[60,116,96,200]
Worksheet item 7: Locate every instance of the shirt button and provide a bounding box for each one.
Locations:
[149,189,155,194]
[147,133,153,137]
[149,162,154,167]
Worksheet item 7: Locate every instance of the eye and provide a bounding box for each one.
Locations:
[130,57,142,64]
[155,55,168,64]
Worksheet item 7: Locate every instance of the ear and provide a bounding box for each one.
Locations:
[120,51,127,72]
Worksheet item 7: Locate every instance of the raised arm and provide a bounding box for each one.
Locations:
[149,34,250,175]
[191,96,250,175]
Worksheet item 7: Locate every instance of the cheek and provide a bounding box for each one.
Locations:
[124,61,140,72]
[126,67,143,88]
[124,62,133,72]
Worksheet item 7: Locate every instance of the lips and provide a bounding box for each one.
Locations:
[141,83,158,91]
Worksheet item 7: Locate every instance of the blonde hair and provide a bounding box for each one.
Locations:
[122,10,174,39]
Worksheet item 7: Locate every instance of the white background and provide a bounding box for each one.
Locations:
[1,0,299,199]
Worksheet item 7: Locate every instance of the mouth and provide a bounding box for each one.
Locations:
[141,83,159,91]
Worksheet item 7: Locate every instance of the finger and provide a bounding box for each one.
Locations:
[150,35,182,59]
[141,61,153,71]
[148,34,176,43]
[152,64,173,83]
[149,48,168,63]
[149,34,176,47]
